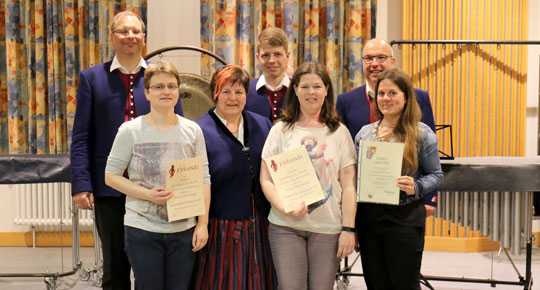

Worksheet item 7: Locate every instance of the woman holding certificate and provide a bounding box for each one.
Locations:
[193,65,277,289]
[355,68,443,290]
[104,60,211,290]
[260,62,357,290]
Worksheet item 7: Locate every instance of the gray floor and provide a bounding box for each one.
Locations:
[0,246,538,289]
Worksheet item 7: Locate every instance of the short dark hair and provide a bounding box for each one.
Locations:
[209,65,250,102]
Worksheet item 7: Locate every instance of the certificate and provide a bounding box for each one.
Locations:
[264,146,325,213]
[165,156,206,222]
[357,140,404,205]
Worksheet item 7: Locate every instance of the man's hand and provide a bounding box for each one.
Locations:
[73,191,94,210]
[424,205,436,217]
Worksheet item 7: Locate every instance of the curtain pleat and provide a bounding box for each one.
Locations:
[200,0,375,98]
[0,0,147,154]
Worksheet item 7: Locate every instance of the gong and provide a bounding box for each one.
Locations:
[144,45,227,121]
[177,73,213,121]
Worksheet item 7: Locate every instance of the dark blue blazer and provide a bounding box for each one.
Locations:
[196,109,272,219]
[336,84,436,138]
[244,78,286,121]
[70,61,183,197]
[336,84,437,206]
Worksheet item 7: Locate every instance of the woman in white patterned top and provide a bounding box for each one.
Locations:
[260,62,357,290]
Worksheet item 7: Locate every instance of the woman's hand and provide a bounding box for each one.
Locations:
[285,201,308,218]
[192,223,208,252]
[146,187,173,205]
[337,231,356,258]
[397,176,416,195]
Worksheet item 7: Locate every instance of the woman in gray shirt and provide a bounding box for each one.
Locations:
[105,60,211,290]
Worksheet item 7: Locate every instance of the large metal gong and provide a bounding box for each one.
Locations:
[144,46,227,121]
[177,73,214,120]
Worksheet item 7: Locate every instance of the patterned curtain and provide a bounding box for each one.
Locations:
[0,0,146,154]
[200,0,376,98]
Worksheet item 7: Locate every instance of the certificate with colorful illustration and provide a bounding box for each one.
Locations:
[166,156,206,221]
[264,146,325,213]
[357,140,404,205]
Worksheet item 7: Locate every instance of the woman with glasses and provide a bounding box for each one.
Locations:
[192,65,277,289]
[105,60,210,290]
[260,62,357,290]
[355,68,443,290]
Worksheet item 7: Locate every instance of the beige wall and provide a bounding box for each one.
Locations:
[375,0,402,69]
[0,185,22,232]
[526,0,540,156]
[146,0,201,74]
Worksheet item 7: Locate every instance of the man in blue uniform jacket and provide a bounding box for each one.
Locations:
[70,11,182,290]
[336,38,438,215]
[244,27,290,123]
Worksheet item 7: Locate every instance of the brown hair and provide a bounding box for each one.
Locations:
[143,60,180,89]
[256,27,288,53]
[281,62,340,132]
[111,11,146,33]
[209,65,250,102]
[374,68,423,175]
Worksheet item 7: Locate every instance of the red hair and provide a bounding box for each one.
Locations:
[210,65,250,101]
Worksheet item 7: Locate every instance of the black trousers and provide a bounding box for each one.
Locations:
[358,221,424,290]
[94,195,131,290]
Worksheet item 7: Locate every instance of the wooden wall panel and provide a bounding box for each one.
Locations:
[401,0,528,157]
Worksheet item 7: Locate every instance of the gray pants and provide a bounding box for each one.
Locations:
[269,223,340,290]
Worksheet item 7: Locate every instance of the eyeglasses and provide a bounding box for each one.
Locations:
[149,85,179,92]
[362,55,391,64]
[113,29,144,37]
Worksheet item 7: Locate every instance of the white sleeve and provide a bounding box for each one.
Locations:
[261,122,284,160]
[193,124,211,184]
[338,125,357,170]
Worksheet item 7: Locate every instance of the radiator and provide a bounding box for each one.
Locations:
[14,183,94,228]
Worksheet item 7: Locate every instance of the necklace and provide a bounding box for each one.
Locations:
[373,121,395,142]
[379,121,396,128]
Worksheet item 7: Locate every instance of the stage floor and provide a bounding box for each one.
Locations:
[0,246,538,289]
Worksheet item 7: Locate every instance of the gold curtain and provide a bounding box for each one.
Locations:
[200,0,376,98]
[0,0,146,154]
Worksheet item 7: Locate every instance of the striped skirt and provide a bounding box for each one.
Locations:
[193,212,277,290]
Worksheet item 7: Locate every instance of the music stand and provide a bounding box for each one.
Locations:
[435,124,454,160]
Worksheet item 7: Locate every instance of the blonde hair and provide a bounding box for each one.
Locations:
[143,60,180,89]
[256,27,288,53]
[111,11,145,33]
